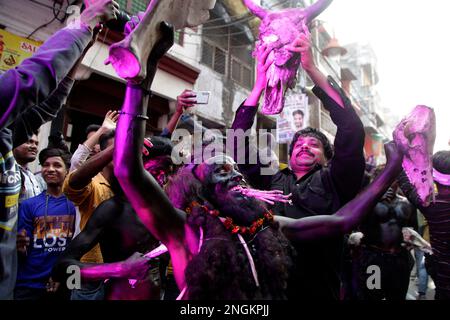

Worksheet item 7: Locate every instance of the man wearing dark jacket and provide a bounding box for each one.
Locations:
[231,25,365,300]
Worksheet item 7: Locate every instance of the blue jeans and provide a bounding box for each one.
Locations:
[414,249,429,295]
[70,281,105,300]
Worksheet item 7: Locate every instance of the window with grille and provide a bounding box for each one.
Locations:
[231,58,241,82]
[362,64,373,87]
[231,57,253,89]
[174,30,184,46]
[117,0,150,15]
[201,40,254,87]
[214,47,226,74]
[201,40,227,76]
[131,0,149,14]
[116,0,128,12]
[201,41,214,68]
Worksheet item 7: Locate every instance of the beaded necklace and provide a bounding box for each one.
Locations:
[186,201,274,237]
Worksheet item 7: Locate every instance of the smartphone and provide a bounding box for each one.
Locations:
[194,91,210,104]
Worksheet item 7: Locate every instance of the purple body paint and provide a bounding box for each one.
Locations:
[234,186,292,205]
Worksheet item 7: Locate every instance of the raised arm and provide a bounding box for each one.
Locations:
[114,23,184,245]
[70,111,118,172]
[230,45,276,189]
[52,201,108,281]
[161,90,197,138]
[0,0,118,129]
[67,145,114,190]
[278,142,402,242]
[287,21,343,108]
[11,76,74,148]
[287,24,365,203]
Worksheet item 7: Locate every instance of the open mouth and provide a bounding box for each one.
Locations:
[228,181,249,194]
[229,185,243,193]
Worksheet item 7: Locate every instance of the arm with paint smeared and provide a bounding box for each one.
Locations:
[114,23,185,246]
[70,110,118,172]
[277,142,403,242]
[10,39,96,149]
[286,21,344,108]
[67,145,114,190]
[287,24,365,203]
[52,199,151,281]
[0,0,118,129]
[11,77,74,148]
[230,45,277,189]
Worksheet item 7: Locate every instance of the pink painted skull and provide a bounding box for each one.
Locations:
[393,105,436,207]
[243,0,333,115]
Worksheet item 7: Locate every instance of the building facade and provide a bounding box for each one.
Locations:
[0,0,390,170]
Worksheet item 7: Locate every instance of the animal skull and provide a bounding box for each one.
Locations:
[393,105,436,207]
[107,0,216,81]
[242,0,333,115]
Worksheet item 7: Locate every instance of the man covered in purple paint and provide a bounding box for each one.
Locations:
[112,22,402,300]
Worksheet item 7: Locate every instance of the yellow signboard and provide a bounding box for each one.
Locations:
[0,29,42,72]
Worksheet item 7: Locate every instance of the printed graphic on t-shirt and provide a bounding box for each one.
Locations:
[33,215,74,253]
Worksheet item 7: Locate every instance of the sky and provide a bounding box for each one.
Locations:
[319,0,450,152]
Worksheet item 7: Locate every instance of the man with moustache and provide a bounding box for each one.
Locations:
[231,24,365,300]
[113,23,399,300]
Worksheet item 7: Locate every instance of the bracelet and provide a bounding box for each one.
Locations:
[118,111,149,120]
[82,143,92,152]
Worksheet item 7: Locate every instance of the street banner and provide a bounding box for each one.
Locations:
[0,29,42,72]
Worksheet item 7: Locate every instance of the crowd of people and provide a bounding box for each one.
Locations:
[1,0,449,301]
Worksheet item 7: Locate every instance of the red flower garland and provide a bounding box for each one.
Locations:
[186,201,274,236]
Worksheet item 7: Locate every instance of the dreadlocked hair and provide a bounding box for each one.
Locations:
[166,165,295,300]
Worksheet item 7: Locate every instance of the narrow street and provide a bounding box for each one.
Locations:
[406,258,435,300]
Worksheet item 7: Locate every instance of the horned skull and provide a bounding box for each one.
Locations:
[242,0,333,115]
[107,0,216,81]
[393,105,436,207]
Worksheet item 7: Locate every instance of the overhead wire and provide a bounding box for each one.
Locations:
[26,0,70,39]
[179,0,302,38]
[185,0,293,36]
[201,0,292,26]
